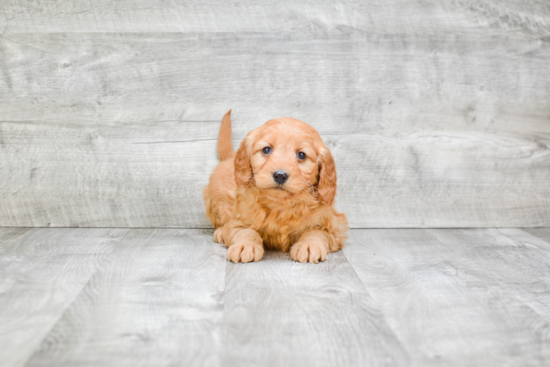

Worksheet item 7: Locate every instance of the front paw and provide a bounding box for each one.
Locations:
[227,242,264,263]
[214,228,224,244]
[290,240,328,264]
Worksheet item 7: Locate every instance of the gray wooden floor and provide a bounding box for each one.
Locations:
[1,227,550,367]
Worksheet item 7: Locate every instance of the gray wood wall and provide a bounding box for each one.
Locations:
[1,1,549,228]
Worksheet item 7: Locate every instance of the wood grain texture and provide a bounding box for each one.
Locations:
[2,32,550,125]
[0,228,127,367]
[24,229,226,367]
[2,228,550,366]
[222,250,410,367]
[499,228,550,254]
[1,0,549,34]
[429,228,550,321]
[2,118,549,228]
[343,229,550,366]
[1,30,549,228]
[523,228,550,248]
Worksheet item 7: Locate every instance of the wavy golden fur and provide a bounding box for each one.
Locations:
[203,110,348,263]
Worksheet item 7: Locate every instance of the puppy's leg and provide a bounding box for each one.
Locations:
[290,230,330,264]
[226,227,264,263]
[213,222,232,244]
[213,227,225,244]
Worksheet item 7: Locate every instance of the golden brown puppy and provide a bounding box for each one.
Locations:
[203,110,348,263]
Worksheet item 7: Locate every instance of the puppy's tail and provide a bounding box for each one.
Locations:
[217,109,235,161]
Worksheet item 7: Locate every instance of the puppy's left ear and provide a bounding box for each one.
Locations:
[318,147,337,206]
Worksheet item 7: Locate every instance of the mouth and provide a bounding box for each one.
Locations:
[264,185,294,196]
[268,183,290,192]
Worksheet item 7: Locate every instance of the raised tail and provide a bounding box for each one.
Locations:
[217,109,234,161]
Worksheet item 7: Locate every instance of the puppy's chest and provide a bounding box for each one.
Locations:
[255,203,318,250]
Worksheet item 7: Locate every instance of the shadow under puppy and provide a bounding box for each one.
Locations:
[203,110,348,263]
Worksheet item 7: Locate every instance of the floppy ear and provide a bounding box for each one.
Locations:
[234,137,253,188]
[317,147,337,206]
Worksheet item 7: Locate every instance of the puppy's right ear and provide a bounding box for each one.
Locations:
[234,137,253,188]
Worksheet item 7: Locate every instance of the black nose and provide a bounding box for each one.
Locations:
[273,171,288,185]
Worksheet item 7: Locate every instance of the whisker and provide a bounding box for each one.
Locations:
[299,178,318,193]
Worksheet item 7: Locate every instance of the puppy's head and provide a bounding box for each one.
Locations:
[234,117,337,206]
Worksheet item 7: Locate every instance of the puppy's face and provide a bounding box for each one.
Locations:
[250,121,319,194]
[235,117,337,205]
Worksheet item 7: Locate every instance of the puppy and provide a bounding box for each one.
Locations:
[203,110,348,263]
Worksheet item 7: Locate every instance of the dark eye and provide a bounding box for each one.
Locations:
[262,147,272,155]
[297,152,306,160]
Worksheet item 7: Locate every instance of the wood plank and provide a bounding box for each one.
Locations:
[2,0,548,34]
[222,250,410,367]
[2,32,549,126]
[0,228,127,367]
[429,228,550,321]
[2,227,550,366]
[0,121,221,228]
[523,228,550,248]
[24,229,226,367]
[1,118,549,228]
[499,227,550,253]
[343,229,550,366]
[0,227,33,247]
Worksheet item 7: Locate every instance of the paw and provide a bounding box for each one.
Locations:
[214,228,224,244]
[290,240,328,264]
[227,242,264,263]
